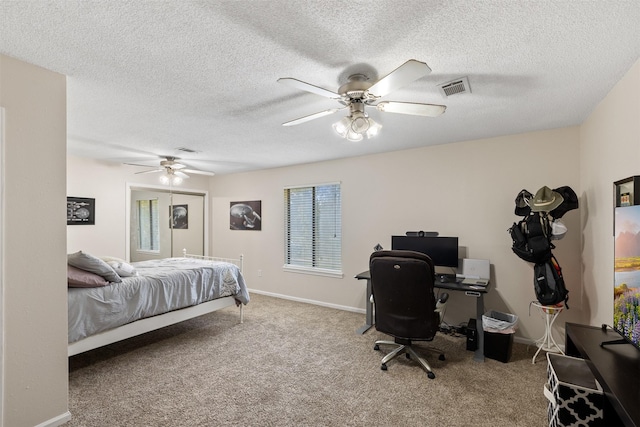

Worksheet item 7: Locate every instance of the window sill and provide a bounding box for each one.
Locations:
[283,265,344,279]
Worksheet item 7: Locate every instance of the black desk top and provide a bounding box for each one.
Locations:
[355,270,489,294]
[566,323,640,427]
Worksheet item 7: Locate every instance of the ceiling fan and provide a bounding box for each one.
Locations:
[278,59,446,141]
[126,156,215,185]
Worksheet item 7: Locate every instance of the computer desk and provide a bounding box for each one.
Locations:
[355,270,489,362]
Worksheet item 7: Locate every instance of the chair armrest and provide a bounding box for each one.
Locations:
[435,292,449,322]
[437,293,449,304]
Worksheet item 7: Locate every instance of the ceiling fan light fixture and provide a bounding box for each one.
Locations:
[365,119,382,138]
[346,128,363,142]
[159,170,183,186]
[333,113,381,141]
[350,111,370,133]
[332,116,351,138]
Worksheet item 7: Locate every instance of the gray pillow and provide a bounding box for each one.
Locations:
[68,251,122,283]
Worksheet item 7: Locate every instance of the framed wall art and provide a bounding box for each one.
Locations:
[170,204,188,229]
[67,197,95,225]
[230,200,261,230]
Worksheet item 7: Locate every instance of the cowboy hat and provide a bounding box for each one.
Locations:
[531,186,564,212]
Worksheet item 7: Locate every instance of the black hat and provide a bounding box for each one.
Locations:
[514,189,533,216]
[550,186,579,219]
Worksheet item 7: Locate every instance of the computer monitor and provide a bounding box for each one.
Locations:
[391,235,459,268]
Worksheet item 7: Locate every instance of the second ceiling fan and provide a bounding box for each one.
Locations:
[127,156,215,185]
[278,59,446,141]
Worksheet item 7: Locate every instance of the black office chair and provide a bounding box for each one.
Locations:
[369,250,449,379]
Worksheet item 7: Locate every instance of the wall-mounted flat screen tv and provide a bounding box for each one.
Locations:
[613,206,640,350]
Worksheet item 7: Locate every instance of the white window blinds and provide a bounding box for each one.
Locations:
[284,183,342,275]
[137,199,159,251]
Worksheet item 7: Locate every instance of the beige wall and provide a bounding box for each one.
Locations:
[580,58,640,325]
[209,126,583,343]
[1,55,69,426]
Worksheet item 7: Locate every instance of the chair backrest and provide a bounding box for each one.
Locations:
[369,250,439,340]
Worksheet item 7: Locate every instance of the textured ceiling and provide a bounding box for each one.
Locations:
[1,1,639,175]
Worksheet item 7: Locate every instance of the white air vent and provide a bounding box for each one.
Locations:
[438,76,471,98]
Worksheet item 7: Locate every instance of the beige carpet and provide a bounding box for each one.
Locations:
[68,293,549,426]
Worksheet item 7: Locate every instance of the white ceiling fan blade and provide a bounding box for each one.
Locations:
[367,60,432,98]
[183,169,215,176]
[133,167,164,175]
[278,78,341,99]
[174,171,190,178]
[376,101,446,117]
[282,108,342,127]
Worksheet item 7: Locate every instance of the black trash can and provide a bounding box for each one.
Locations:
[482,310,518,363]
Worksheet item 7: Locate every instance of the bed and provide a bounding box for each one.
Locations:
[67,251,249,356]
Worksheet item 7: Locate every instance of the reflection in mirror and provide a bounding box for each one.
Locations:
[129,187,205,262]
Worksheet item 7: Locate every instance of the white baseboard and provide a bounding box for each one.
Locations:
[34,411,71,427]
[247,288,365,315]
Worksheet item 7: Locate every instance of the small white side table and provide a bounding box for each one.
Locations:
[530,301,565,364]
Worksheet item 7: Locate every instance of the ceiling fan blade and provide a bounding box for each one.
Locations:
[133,168,164,175]
[278,78,341,99]
[174,171,190,178]
[183,169,215,176]
[282,108,342,127]
[124,162,158,168]
[376,101,446,117]
[367,60,432,98]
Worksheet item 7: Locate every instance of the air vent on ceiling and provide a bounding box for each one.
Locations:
[176,147,198,153]
[437,76,471,98]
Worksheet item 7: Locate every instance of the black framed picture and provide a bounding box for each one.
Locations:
[230,200,262,230]
[67,197,95,225]
[170,204,188,229]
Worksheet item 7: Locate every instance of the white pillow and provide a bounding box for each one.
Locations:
[107,261,138,277]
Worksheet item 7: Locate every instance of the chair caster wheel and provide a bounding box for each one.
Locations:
[374,344,380,351]
[381,363,387,371]
[428,372,436,379]
[439,354,445,361]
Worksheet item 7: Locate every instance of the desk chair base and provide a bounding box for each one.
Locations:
[374,340,445,379]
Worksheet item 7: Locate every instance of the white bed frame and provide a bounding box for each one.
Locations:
[68,252,245,356]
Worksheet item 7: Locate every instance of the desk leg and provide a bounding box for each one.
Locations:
[474,294,485,362]
[356,278,374,334]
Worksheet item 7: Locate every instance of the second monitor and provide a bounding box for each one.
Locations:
[391,235,459,268]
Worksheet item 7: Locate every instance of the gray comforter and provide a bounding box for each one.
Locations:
[68,257,250,343]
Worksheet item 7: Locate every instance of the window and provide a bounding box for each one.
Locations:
[137,199,159,251]
[284,183,342,277]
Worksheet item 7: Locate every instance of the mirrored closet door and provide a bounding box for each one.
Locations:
[129,186,206,262]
